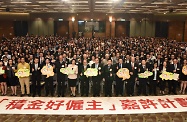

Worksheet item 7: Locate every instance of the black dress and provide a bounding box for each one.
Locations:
[180,72,187,81]
[6,65,18,86]
[0,66,6,82]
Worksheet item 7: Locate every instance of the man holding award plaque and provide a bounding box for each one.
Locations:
[17,57,30,97]
[55,55,67,97]
[103,59,114,97]
[138,60,150,96]
[30,57,42,97]
[126,57,138,96]
[91,58,103,97]
[42,58,54,97]
[79,59,90,97]
[115,58,126,96]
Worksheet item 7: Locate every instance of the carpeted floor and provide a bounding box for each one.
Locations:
[0,112,187,122]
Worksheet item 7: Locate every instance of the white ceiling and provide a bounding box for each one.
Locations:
[0,0,187,14]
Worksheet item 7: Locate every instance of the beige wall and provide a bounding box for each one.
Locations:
[29,18,54,36]
[130,20,155,37]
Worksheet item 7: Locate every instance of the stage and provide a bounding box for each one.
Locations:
[0,95,186,115]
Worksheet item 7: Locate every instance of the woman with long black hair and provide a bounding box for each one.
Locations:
[6,59,18,96]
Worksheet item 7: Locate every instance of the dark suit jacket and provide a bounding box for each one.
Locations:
[103,65,114,81]
[150,68,160,81]
[91,63,103,81]
[155,59,164,67]
[79,64,90,81]
[139,63,150,73]
[31,63,42,81]
[126,62,138,80]
[55,60,66,79]
[169,63,181,74]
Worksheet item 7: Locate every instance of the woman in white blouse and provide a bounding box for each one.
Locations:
[68,59,78,97]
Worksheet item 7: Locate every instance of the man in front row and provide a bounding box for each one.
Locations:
[79,59,90,97]
[31,57,42,97]
[138,60,149,96]
[17,57,30,97]
[92,58,103,97]
[115,58,126,96]
[103,59,114,97]
[126,57,138,96]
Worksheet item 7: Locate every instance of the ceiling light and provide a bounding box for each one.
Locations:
[58,19,63,21]
[72,17,75,22]
[109,16,112,22]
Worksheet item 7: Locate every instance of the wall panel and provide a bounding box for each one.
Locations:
[168,21,184,41]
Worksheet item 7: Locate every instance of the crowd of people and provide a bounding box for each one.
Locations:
[0,36,187,97]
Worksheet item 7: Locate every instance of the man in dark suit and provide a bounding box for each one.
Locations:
[55,55,67,97]
[115,58,126,96]
[149,62,159,96]
[31,57,42,97]
[39,52,45,65]
[91,58,103,97]
[62,53,69,65]
[79,59,90,97]
[155,54,163,67]
[138,60,149,96]
[168,59,180,95]
[126,57,138,96]
[103,59,114,97]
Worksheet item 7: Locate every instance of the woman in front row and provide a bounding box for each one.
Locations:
[6,59,18,96]
[179,59,187,94]
[0,60,7,96]
[68,59,78,97]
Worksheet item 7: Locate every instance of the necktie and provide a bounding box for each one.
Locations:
[35,64,38,71]
[132,63,134,70]
[96,64,98,69]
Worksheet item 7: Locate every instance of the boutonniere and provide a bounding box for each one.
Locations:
[98,67,101,70]
[61,65,64,68]
[134,67,137,69]
[38,67,40,70]
[110,69,112,71]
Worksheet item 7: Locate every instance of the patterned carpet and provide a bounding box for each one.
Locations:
[0,112,187,122]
